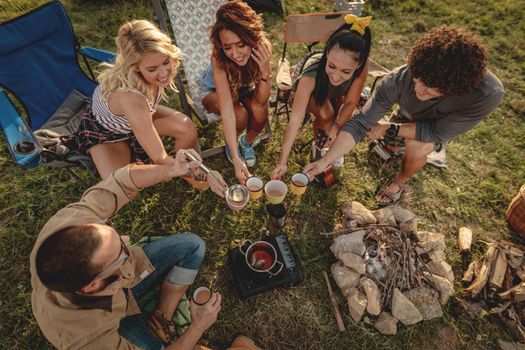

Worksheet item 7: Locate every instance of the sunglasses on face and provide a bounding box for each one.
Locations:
[93,235,130,281]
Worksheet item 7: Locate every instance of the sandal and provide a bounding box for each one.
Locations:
[182,168,209,190]
[376,180,405,206]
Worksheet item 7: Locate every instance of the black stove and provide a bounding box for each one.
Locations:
[229,233,303,299]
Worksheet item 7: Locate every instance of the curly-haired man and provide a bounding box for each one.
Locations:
[304,25,504,205]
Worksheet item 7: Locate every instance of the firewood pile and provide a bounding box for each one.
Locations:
[461,239,525,342]
[329,201,454,335]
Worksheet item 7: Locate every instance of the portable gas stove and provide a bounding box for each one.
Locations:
[229,233,303,299]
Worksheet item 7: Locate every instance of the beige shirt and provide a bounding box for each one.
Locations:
[30,165,156,350]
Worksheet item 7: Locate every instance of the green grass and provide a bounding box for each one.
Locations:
[1,0,524,349]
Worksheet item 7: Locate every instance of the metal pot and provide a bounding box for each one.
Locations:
[239,240,283,276]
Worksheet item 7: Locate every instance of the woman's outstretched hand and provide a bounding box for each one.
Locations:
[270,162,287,180]
[233,157,250,185]
[208,170,228,198]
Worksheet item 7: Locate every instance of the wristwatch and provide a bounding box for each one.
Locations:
[385,123,400,140]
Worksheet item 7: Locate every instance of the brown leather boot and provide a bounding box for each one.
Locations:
[147,309,177,344]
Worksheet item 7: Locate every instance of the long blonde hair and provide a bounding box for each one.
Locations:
[98,20,182,104]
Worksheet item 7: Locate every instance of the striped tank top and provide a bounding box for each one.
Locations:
[91,85,163,134]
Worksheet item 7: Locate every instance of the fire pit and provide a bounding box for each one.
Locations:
[328,201,454,335]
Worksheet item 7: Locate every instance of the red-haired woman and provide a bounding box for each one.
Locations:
[200,0,272,184]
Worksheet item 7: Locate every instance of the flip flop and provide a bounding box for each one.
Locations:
[376,180,405,206]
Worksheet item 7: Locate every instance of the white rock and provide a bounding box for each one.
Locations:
[331,231,366,257]
[342,201,377,225]
[391,288,423,325]
[428,249,447,262]
[347,289,367,322]
[360,278,381,316]
[426,259,455,284]
[372,208,396,226]
[414,231,445,254]
[374,311,398,335]
[331,261,361,296]
[404,285,443,321]
[340,252,366,274]
[423,272,454,305]
[385,205,416,223]
[399,218,418,233]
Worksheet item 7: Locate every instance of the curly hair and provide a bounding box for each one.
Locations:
[210,1,268,100]
[36,224,103,292]
[98,20,182,104]
[407,25,487,96]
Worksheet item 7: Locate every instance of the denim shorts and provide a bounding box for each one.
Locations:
[118,233,205,350]
[199,64,216,96]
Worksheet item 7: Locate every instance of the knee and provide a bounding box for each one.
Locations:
[184,233,206,264]
[251,106,269,126]
[404,139,435,158]
[235,106,249,130]
[179,114,198,139]
[315,109,334,125]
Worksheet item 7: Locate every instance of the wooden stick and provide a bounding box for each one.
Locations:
[323,271,346,332]
[490,248,508,289]
[458,227,473,253]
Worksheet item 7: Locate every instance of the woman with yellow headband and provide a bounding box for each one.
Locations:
[270,14,372,180]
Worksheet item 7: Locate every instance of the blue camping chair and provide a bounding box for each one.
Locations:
[0,1,114,168]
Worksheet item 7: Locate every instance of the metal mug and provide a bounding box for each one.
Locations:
[246,176,264,200]
[239,240,283,276]
[289,173,309,196]
[192,286,212,306]
[264,180,287,204]
[225,184,249,211]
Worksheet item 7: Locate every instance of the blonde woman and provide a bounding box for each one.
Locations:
[76,20,209,189]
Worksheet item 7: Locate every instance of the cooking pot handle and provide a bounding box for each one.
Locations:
[268,260,283,276]
[239,239,253,256]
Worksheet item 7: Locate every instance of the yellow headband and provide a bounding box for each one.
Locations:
[344,14,372,36]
